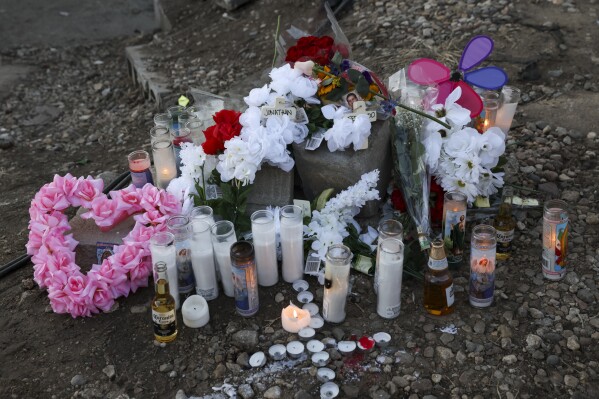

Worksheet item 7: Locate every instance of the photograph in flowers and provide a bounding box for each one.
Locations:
[2,0,597,398]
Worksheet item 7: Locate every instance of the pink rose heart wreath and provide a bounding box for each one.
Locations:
[26,174,181,318]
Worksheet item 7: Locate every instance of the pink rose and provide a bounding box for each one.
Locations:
[124,224,155,251]
[129,258,152,292]
[33,186,70,212]
[110,185,142,214]
[67,298,94,318]
[42,232,78,253]
[134,210,168,226]
[112,244,143,272]
[97,259,130,298]
[80,195,118,227]
[63,273,87,300]
[31,246,76,288]
[85,272,115,312]
[158,191,181,215]
[139,184,161,212]
[47,286,71,314]
[53,174,82,206]
[73,177,103,208]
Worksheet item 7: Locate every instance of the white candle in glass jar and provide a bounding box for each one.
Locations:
[213,241,235,297]
[151,140,177,189]
[376,238,404,319]
[190,219,219,301]
[150,233,180,309]
[280,205,304,283]
[251,211,279,286]
[322,245,352,324]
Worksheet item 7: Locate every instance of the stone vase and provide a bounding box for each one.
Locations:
[246,164,294,215]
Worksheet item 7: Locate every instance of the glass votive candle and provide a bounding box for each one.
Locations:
[151,139,177,189]
[374,219,403,294]
[128,150,154,188]
[542,199,568,280]
[186,120,206,146]
[167,105,186,131]
[469,224,497,308]
[442,191,468,269]
[153,113,170,127]
[496,85,521,135]
[150,126,170,144]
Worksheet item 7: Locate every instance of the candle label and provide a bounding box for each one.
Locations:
[496,229,514,256]
[469,248,495,307]
[382,304,401,319]
[130,169,154,188]
[542,219,568,278]
[445,284,455,307]
[152,309,177,337]
[443,209,466,264]
[322,296,331,320]
[232,260,259,317]
[175,245,196,296]
[196,287,217,301]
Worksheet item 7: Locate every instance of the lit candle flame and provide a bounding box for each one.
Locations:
[292,309,298,319]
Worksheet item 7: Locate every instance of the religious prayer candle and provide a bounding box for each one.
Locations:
[210,221,237,297]
[190,219,218,301]
[376,238,404,319]
[166,216,196,302]
[150,232,180,309]
[542,200,568,280]
[374,219,403,294]
[280,205,304,283]
[230,241,259,317]
[322,244,353,324]
[251,210,279,287]
[151,139,177,189]
[442,191,468,269]
[495,86,521,135]
[190,206,215,226]
[469,225,497,308]
[128,150,154,188]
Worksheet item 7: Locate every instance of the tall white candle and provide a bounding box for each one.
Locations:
[251,211,278,286]
[377,238,404,319]
[495,86,521,135]
[211,221,237,297]
[151,140,177,189]
[322,244,352,324]
[150,233,180,310]
[280,205,304,283]
[190,219,218,300]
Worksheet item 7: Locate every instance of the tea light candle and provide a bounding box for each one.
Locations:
[316,367,336,383]
[309,315,324,330]
[181,295,210,328]
[298,327,316,341]
[292,279,309,292]
[286,341,305,359]
[281,302,311,333]
[268,344,287,361]
[297,291,314,304]
[249,352,266,368]
[321,337,336,348]
[373,332,391,348]
[311,351,330,367]
[320,381,340,398]
[303,303,319,317]
[307,339,325,354]
[357,335,375,353]
[337,340,356,356]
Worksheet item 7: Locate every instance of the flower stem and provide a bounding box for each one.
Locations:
[271,15,281,69]
[313,66,451,129]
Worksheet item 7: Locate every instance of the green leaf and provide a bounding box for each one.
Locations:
[356,76,370,97]
[322,77,334,86]
[331,51,343,67]
[347,69,362,84]
[220,183,235,204]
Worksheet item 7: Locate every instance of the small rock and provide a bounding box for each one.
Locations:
[502,354,518,365]
[586,214,599,225]
[566,336,580,350]
[392,376,410,388]
[130,304,147,314]
[529,308,544,319]
[263,386,282,399]
[435,346,454,360]
[168,370,177,378]
[561,191,580,202]
[440,333,454,345]
[70,374,86,387]
[238,384,255,399]
[159,363,173,373]
[232,330,259,349]
[431,374,442,384]
[576,288,595,303]
[213,363,226,378]
[294,390,312,399]
[473,320,486,334]
[411,379,433,392]
[526,334,542,350]
[274,293,284,303]
[236,352,250,368]
[564,375,579,387]
[332,327,345,341]
[342,385,360,398]
[102,365,116,380]
[175,390,188,399]
[0,133,14,150]
[587,132,597,140]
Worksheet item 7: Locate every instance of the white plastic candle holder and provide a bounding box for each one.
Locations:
[303,303,319,317]
[320,381,339,398]
[298,327,316,341]
[249,352,266,368]
[373,332,391,348]
[268,344,287,361]
[312,351,330,367]
[321,337,337,348]
[286,341,305,359]
[297,291,314,304]
[337,340,356,356]
[307,339,325,354]
[309,316,325,330]
[317,367,336,383]
[292,279,309,292]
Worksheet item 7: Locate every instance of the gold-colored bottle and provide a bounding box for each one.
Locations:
[494,188,516,261]
[424,239,455,316]
[152,262,178,343]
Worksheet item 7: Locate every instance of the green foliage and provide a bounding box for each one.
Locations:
[347,69,362,84]
[355,76,370,97]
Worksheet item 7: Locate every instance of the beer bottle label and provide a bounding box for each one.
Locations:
[496,229,514,254]
[152,310,177,337]
[428,257,448,271]
[445,284,455,307]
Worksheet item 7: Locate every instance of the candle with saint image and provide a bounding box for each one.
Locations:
[251,210,278,286]
[281,302,311,333]
[542,199,568,280]
[211,221,237,297]
[190,219,218,300]
[150,232,180,309]
[322,244,353,324]
[495,86,521,135]
[128,150,154,188]
[442,191,468,268]
[468,224,497,308]
[279,205,304,283]
[151,139,177,189]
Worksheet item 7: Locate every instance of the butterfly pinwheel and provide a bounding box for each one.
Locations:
[407,35,508,117]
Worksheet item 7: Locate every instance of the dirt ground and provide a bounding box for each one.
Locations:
[1,0,598,398]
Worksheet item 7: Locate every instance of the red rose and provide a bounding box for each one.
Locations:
[200,109,242,155]
[391,188,407,213]
[285,35,334,66]
[430,180,445,225]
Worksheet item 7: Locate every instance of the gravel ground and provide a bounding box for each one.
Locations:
[0,0,598,398]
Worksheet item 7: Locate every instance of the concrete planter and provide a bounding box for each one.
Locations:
[246,164,294,215]
[292,119,393,217]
